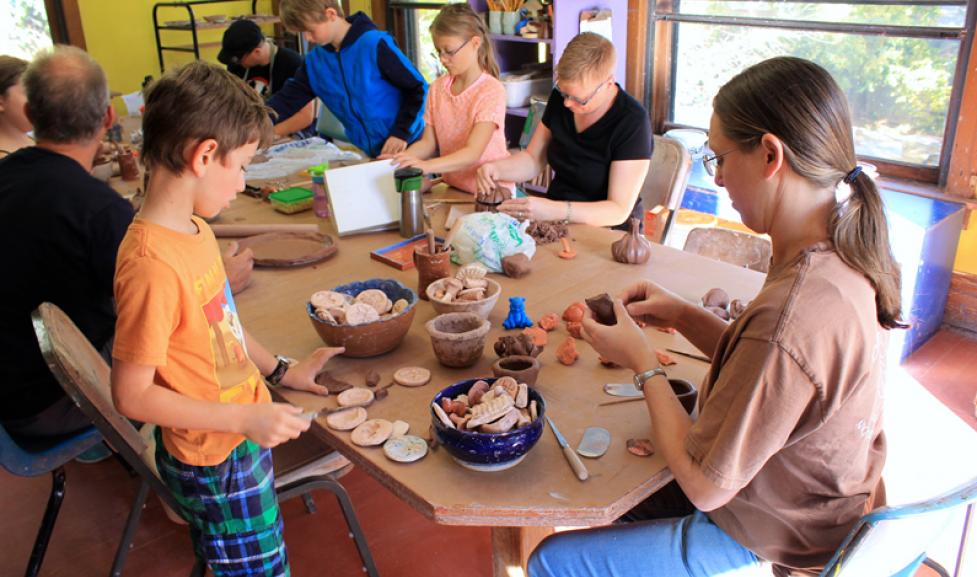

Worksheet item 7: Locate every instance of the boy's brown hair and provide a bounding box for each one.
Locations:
[556,32,615,84]
[281,0,344,32]
[141,61,273,174]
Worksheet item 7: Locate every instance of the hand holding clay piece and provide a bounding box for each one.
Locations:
[562,302,586,323]
[566,321,583,339]
[585,293,617,325]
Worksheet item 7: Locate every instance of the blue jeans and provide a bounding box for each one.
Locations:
[528,510,767,577]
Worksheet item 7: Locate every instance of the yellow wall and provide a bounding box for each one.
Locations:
[955,212,977,275]
[76,0,373,111]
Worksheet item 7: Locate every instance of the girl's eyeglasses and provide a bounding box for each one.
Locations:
[431,37,472,61]
[703,149,735,176]
[555,76,612,107]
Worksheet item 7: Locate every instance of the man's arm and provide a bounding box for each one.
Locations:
[267,65,317,127]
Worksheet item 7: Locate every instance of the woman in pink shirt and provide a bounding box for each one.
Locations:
[389,3,509,194]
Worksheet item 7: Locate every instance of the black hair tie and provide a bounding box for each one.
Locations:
[843,166,862,184]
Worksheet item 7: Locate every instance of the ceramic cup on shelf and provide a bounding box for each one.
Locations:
[488,11,503,34]
[502,11,519,35]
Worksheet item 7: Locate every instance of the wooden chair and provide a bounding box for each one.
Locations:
[32,302,379,577]
[819,475,977,577]
[641,135,693,243]
[683,227,772,273]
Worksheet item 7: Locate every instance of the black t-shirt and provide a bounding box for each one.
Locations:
[0,147,134,421]
[542,85,652,226]
[229,44,303,99]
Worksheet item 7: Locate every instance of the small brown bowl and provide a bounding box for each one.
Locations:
[425,312,490,368]
[491,355,540,386]
[426,277,501,320]
[669,378,698,415]
[307,279,417,358]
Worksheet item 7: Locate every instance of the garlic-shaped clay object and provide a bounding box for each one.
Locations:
[611,218,652,264]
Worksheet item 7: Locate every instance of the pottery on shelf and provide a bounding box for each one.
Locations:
[425,312,491,368]
[491,355,541,386]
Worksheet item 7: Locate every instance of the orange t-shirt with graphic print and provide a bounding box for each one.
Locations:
[113,216,270,466]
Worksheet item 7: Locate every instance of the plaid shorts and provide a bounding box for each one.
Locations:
[155,428,289,577]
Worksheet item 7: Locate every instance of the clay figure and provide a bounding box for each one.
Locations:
[538,312,559,331]
[562,302,586,323]
[522,326,547,347]
[503,296,533,329]
[611,217,652,264]
[558,237,577,259]
[556,337,579,365]
[494,333,540,358]
[585,293,617,325]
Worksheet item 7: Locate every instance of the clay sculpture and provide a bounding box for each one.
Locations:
[503,296,533,329]
[585,293,617,325]
[475,185,512,213]
[501,253,532,278]
[494,333,540,358]
[558,237,577,259]
[611,217,652,264]
[556,337,579,365]
[522,326,547,347]
[538,312,559,331]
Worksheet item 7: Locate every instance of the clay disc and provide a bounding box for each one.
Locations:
[391,420,410,437]
[337,387,374,406]
[383,435,428,463]
[236,232,337,267]
[393,366,431,387]
[351,419,394,447]
[325,407,367,431]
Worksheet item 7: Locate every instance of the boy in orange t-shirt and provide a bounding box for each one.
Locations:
[111,61,342,577]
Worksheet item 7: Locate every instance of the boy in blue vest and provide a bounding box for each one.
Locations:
[271,0,427,158]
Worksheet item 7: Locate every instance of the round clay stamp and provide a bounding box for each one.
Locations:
[337,387,374,407]
[355,289,392,314]
[345,302,380,326]
[393,366,431,387]
[325,407,367,431]
[311,290,348,310]
[383,435,428,463]
[391,420,410,438]
[351,419,393,447]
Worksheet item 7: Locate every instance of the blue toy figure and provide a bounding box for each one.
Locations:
[503,296,533,329]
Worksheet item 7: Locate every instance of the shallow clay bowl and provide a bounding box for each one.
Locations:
[425,312,490,368]
[491,355,540,386]
[431,378,546,472]
[307,278,417,358]
[669,378,699,415]
[425,277,501,320]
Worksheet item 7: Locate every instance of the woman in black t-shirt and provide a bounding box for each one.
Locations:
[476,33,651,228]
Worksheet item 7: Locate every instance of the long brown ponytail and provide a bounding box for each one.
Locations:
[714,57,906,329]
[430,3,499,79]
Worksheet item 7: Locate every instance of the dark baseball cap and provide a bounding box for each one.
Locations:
[218,19,264,65]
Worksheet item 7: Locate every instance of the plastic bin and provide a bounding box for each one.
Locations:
[501,74,552,108]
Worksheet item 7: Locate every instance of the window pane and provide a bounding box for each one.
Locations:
[671,22,958,166]
[677,1,966,29]
[411,8,447,82]
[0,0,54,59]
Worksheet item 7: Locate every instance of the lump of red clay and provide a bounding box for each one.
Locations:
[702,288,730,309]
[556,337,579,365]
[522,326,548,347]
[627,438,655,457]
[562,302,586,323]
[502,253,532,278]
[566,321,583,339]
[585,293,616,325]
[494,333,541,358]
[655,349,677,366]
[538,312,560,331]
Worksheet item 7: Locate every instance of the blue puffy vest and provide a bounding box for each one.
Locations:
[305,29,425,157]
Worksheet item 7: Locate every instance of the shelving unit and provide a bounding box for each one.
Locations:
[152,0,284,71]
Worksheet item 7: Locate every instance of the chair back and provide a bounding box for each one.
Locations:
[683,227,772,273]
[820,475,977,577]
[642,135,693,213]
[31,302,181,511]
[316,100,348,143]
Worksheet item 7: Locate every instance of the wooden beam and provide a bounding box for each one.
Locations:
[946,24,977,199]
[44,0,86,50]
[372,0,387,30]
[626,0,650,102]
[650,0,674,134]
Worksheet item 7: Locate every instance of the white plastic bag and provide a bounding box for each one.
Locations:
[450,212,536,273]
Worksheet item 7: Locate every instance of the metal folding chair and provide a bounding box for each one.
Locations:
[820,475,977,577]
[32,302,379,577]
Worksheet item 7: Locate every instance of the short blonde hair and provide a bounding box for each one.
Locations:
[556,32,615,84]
[281,0,344,31]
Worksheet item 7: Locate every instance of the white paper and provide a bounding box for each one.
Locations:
[325,160,400,236]
[579,10,613,42]
[121,91,144,117]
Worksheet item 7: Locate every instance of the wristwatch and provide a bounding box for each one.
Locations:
[265,355,292,387]
[633,367,668,392]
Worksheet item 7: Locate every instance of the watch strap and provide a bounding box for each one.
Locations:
[266,355,290,387]
[633,367,667,392]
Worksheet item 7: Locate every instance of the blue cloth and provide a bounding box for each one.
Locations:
[528,510,766,577]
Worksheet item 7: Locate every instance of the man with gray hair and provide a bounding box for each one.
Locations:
[0,45,133,439]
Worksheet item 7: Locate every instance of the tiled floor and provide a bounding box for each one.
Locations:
[2,329,975,577]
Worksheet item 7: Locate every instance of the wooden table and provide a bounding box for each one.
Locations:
[208,189,765,576]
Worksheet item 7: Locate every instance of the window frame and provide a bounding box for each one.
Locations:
[648,0,977,185]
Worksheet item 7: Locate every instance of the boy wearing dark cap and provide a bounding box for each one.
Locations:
[219,19,314,135]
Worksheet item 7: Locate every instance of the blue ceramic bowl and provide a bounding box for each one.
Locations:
[431,378,546,472]
[307,278,417,358]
